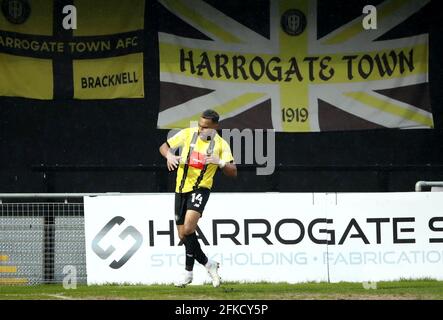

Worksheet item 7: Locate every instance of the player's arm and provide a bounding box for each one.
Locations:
[204,154,237,177]
[159,129,187,171]
[159,142,181,171]
[220,161,237,177]
[205,139,237,177]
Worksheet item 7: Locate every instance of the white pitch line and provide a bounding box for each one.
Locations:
[43,294,74,300]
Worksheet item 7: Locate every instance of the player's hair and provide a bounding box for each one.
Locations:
[201,109,220,123]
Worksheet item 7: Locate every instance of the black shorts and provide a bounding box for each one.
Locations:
[174,187,211,225]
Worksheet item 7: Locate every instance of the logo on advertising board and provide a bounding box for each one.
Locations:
[91,216,143,269]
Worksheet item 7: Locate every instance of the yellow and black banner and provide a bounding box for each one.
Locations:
[0,0,145,100]
[158,0,433,132]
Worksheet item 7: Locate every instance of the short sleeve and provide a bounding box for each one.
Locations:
[219,138,234,163]
[167,129,188,149]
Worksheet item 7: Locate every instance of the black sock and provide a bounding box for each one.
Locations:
[183,237,195,271]
[184,233,208,267]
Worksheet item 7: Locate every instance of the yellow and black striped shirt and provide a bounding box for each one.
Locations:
[167,127,234,193]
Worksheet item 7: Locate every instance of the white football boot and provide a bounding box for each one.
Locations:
[205,260,221,288]
[174,270,193,288]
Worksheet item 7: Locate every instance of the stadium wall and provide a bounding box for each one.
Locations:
[0,0,443,193]
[1,192,442,285]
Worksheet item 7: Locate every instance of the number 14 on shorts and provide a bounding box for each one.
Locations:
[191,193,203,207]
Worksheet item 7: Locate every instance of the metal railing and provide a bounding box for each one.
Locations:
[0,195,89,285]
[415,181,443,192]
[1,192,163,285]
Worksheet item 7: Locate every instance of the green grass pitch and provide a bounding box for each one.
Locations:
[1,279,442,300]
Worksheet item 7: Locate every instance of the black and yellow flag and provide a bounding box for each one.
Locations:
[158,0,432,132]
[0,0,145,100]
